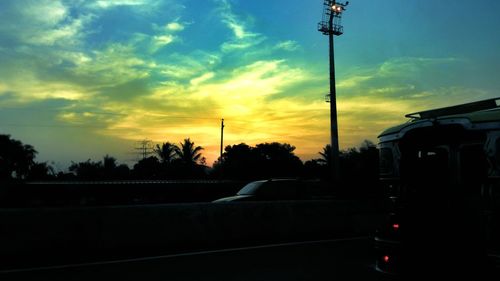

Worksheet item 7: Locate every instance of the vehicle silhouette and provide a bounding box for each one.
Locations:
[212,179,312,202]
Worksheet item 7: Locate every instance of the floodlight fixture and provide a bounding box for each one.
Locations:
[318,0,349,36]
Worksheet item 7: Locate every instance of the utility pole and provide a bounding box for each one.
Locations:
[220,118,225,161]
[318,0,349,182]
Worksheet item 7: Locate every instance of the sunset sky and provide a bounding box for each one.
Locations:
[1,0,500,170]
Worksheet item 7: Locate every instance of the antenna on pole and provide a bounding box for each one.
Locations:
[317,0,349,183]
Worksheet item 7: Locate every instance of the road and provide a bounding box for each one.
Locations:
[0,237,378,281]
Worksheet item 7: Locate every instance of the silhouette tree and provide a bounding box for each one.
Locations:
[132,156,161,179]
[69,159,103,180]
[102,155,130,180]
[318,144,332,167]
[0,134,37,180]
[339,140,378,180]
[114,164,131,179]
[312,141,380,189]
[175,138,204,166]
[303,159,326,179]
[27,162,55,180]
[103,155,117,170]
[68,156,131,180]
[320,140,379,197]
[254,142,303,178]
[350,140,379,187]
[169,138,207,178]
[102,155,116,178]
[154,142,178,164]
[212,143,258,179]
[212,142,303,180]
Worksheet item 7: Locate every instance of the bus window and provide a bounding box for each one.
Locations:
[413,147,449,183]
[380,147,394,176]
[460,144,488,189]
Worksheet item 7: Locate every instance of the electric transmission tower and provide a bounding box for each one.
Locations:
[318,0,349,182]
[134,139,154,160]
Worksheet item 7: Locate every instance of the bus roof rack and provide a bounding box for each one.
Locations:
[405,97,500,120]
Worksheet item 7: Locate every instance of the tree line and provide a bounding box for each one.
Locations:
[0,134,379,187]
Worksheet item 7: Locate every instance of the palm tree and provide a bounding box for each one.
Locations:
[175,138,204,166]
[318,144,332,167]
[154,142,178,164]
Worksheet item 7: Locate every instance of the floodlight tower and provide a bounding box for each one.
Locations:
[318,0,348,182]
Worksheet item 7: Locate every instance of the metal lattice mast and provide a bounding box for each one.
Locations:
[318,0,349,182]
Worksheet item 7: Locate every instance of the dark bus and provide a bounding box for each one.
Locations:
[374,98,500,279]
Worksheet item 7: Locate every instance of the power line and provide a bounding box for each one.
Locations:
[0,123,107,129]
[0,107,127,116]
[0,106,221,120]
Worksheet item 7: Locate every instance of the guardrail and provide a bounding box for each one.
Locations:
[0,200,384,270]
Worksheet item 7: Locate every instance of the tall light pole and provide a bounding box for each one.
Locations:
[318,0,348,183]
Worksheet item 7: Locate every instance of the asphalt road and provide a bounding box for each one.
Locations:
[0,237,378,281]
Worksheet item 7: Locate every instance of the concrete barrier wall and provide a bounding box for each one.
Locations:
[0,200,384,268]
[0,181,247,207]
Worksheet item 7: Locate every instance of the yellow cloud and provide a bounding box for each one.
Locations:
[337,75,372,89]
[190,72,215,86]
[151,34,176,52]
[217,0,264,53]
[0,0,91,47]
[210,60,304,99]
[154,35,174,45]
[59,51,92,66]
[227,21,246,39]
[59,112,77,121]
[166,22,185,31]
[34,88,87,101]
[378,57,459,77]
[335,96,412,147]
[369,84,416,95]
[73,43,149,84]
[92,0,151,9]
[21,1,68,25]
[275,40,300,52]
[1,76,88,102]
[28,17,87,46]
[158,52,220,80]
[219,1,252,40]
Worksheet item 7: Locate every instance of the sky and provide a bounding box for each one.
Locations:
[1,0,500,170]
